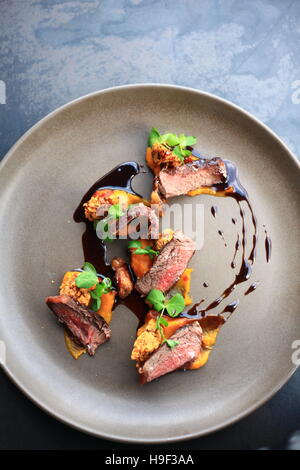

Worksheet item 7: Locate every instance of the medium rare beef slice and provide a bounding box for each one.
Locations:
[135,230,195,295]
[141,322,202,382]
[157,157,227,198]
[45,294,111,355]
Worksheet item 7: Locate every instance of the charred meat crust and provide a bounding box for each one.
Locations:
[45,294,111,355]
[156,157,227,199]
[135,230,195,295]
[111,257,134,299]
[141,322,203,383]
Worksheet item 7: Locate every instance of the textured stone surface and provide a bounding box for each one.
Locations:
[0,0,299,450]
[0,0,300,159]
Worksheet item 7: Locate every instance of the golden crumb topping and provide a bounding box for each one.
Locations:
[151,142,182,169]
[84,195,103,221]
[131,319,162,364]
[59,271,91,306]
[83,189,143,222]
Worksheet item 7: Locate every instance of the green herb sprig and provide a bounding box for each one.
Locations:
[128,240,159,259]
[146,289,185,348]
[75,262,112,311]
[148,127,197,162]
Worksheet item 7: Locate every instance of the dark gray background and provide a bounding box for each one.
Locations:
[0,0,299,450]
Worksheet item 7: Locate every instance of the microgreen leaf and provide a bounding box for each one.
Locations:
[146,289,165,312]
[102,277,112,294]
[164,339,179,349]
[148,128,197,162]
[94,283,105,297]
[91,297,101,312]
[128,240,142,249]
[134,247,159,258]
[147,289,185,349]
[184,136,197,146]
[173,145,185,162]
[74,265,113,312]
[82,262,97,275]
[148,127,162,146]
[162,133,180,147]
[75,271,98,289]
[165,293,185,317]
[159,316,169,327]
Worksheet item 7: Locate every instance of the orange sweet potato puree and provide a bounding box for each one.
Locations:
[97,290,117,324]
[175,268,193,305]
[130,239,154,279]
[64,331,86,360]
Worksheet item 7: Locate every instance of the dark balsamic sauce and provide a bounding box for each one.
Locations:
[184,160,256,320]
[218,229,227,247]
[211,205,218,218]
[220,299,239,318]
[73,161,147,321]
[245,281,260,296]
[231,233,240,269]
[74,157,266,327]
[264,231,272,263]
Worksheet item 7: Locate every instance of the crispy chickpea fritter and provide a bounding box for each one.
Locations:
[83,189,115,222]
[131,319,162,364]
[151,142,182,169]
[83,189,144,222]
[59,271,91,306]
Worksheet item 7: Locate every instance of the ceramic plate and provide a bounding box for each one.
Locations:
[0,84,299,443]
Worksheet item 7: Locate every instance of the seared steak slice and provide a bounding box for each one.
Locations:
[127,203,159,239]
[46,294,111,355]
[157,157,227,199]
[96,202,159,239]
[135,230,195,295]
[141,322,202,383]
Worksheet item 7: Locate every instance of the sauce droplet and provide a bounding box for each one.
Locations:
[245,281,260,296]
[218,229,227,247]
[211,205,218,218]
[231,233,240,269]
[220,299,239,319]
[264,232,272,263]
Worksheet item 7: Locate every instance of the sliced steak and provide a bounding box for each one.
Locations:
[157,157,227,199]
[135,230,195,295]
[127,203,159,239]
[141,322,202,383]
[96,202,159,239]
[45,294,111,355]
